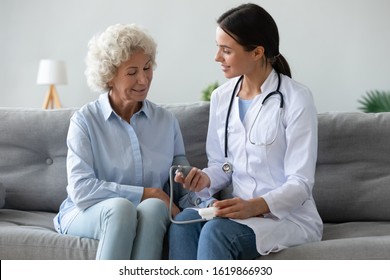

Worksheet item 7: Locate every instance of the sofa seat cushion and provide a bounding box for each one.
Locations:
[261,221,390,259]
[0,209,97,259]
[261,234,390,260]
[323,221,390,240]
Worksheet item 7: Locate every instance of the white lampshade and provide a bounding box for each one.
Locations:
[36,59,68,85]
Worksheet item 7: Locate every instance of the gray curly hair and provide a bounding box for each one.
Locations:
[85,23,157,92]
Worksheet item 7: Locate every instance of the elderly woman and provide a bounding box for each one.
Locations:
[53,24,197,260]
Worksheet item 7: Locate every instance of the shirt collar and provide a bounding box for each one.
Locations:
[99,93,113,120]
[260,69,278,94]
[139,100,152,119]
[98,92,151,121]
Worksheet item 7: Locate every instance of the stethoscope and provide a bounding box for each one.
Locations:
[223,71,284,174]
[168,72,285,224]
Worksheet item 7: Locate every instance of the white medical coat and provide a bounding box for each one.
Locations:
[198,70,323,255]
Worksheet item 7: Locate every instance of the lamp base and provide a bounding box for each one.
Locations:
[42,85,62,109]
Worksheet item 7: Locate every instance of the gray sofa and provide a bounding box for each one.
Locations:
[1,102,390,259]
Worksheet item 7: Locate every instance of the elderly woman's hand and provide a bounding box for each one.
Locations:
[142,188,180,217]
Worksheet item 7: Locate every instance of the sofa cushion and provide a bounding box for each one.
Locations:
[314,112,390,222]
[261,235,390,260]
[0,209,97,259]
[322,221,390,240]
[161,102,210,169]
[0,108,76,212]
[0,182,5,208]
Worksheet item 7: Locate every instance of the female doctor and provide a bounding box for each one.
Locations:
[169,3,323,260]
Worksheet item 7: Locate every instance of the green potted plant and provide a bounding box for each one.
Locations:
[358,90,390,113]
[201,81,219,101]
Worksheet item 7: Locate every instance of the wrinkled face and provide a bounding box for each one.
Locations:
[214,26,258,79]
[108,50,153,104]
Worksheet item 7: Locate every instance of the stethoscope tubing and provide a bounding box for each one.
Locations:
[223,72,284,171]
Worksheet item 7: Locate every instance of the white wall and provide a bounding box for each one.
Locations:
[1,0,389,112]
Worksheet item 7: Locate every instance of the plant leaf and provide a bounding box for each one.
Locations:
[358,90,390,112]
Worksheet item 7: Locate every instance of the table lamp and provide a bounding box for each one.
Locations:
[37,59,67,109]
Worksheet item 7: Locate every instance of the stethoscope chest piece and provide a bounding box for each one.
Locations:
[222,161,233,173]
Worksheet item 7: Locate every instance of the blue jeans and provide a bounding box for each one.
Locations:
[66,197,169,260]
[168,209,260,260]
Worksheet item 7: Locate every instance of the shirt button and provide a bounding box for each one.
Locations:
[46,158,53,165]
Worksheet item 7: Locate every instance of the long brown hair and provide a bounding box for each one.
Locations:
[217,3,291,78]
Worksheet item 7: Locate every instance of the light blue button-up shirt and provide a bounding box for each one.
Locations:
[54,93,201,233]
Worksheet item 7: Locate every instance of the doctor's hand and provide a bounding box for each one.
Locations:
[174,167,210,193]
[213,197,270,219]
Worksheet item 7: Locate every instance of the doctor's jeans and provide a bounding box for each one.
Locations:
[169,209,260,260]
[66,197,170,260]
